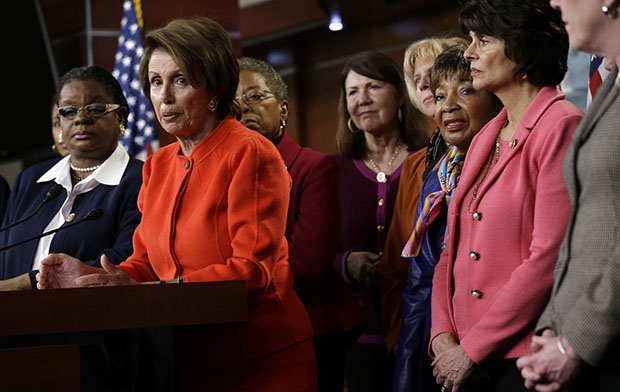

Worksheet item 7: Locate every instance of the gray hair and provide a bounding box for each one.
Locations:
[237,57,288,102]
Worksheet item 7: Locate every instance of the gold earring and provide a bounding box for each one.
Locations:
[58,130,63,143]
[120,123,127,136]
[398,107,403,123]
[280,120,286,132]
[347,118,360,133]
[207,98,217,112]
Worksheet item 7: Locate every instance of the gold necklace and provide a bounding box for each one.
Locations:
[368,142,402,183]
[468,133,501,213]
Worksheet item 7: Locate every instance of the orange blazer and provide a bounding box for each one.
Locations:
[119,116,313,367]
[379,147,427,351]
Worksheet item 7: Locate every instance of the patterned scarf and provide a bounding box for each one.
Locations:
[402,146,465,257]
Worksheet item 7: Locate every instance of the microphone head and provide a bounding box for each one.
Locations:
[45,183,64,200]
[86,208,104,221]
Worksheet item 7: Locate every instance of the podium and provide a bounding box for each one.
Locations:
[0,281,247,390]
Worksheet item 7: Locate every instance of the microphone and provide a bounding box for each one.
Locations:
[0,183,64,233]
[0,208,104,252]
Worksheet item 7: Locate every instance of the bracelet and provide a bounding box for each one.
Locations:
[557,337,579,361]
[557,339,568,356]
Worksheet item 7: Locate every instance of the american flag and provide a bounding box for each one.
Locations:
[587,55,611,108]
[112,0,158,160]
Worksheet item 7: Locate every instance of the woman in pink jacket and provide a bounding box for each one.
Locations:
[429,1,584,391]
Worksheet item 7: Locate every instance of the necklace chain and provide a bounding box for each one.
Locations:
[70,162,101,172]
[367,142,402,177]
[71,172,83,182]
[468,133,501,213]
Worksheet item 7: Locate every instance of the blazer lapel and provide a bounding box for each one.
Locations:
[468,87,566,212]
[276,131,302,170]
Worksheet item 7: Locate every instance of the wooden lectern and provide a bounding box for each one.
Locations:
[0,281,247,390]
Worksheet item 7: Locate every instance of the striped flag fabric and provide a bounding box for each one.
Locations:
[587,55,611,107]
[112,0,158,160]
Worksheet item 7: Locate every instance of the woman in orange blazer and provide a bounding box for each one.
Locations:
[36,17,316,392]
[237,57,366,392]
[429,1,583,391]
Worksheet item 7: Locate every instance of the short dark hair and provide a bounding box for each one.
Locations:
[56,65,129,126]
[139,16,240,120]
[429,43,472,95]
[430,44,503,112]
[336,51,428,158]
[459,0,568,87]
[237,57,288,102]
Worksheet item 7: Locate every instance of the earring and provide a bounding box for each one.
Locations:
[58,130,63,143]
[521,73,528,80]
[397,107,403,123]
[280,119,286,132]
[120,123,127,136]
[602,5,617,18]
[347,118,360,133]
[207,98,217,112]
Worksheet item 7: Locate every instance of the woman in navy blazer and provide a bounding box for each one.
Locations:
[0,65,142,293]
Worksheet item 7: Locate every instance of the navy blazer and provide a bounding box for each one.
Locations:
[0,175,9,222]
[0,156,143,288]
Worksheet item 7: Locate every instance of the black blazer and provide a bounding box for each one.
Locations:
[0,156,143,288]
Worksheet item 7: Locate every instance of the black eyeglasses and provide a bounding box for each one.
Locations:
[236,90,276,105]
[57,103,121,120]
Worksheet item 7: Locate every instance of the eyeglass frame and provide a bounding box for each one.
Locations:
[57,103,122,120]
[236,89,277,106]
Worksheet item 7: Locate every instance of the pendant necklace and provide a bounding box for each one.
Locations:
[368,142,402,183]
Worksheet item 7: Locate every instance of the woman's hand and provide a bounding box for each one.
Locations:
[37,253,100,289]
[432,338,475,391]
[516,330,582,391]
[76,254,137,287]
[37,254,136,288]
[0,274,32,291]
[346,251,381,288]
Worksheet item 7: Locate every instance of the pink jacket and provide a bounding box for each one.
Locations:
[430,87,583,364]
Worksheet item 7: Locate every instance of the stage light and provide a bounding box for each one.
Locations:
[329,14,343,31]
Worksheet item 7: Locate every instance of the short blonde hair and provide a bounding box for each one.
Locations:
[403,36,469,113]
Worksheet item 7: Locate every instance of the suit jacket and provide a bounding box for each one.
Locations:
[0,156,143,288]
[277,130,365,336]
[378,147,427,351]
[118,116,313,370]
[430,86,583,363]
[0,175,9,222]
[537,66,620,367]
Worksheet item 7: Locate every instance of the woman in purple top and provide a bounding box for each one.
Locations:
[333,50,428,392]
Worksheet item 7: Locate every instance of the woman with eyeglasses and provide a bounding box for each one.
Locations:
[237,57,366,392]
[334,50,429,392]
[0,65,149,390]
[36,17,316,391]
[0,65,142,293]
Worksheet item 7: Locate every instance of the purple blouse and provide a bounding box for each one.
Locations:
[333,153,406,343]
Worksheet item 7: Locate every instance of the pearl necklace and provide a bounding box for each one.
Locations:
[71,172,83,182]
[70,163,101,172]
[367,142,402,183]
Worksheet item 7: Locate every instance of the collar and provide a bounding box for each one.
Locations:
[275,130,302,168]
[519,86,566,131]
[37,143,130,188]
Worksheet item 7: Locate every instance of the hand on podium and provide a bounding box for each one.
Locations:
[37,254,136,289]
